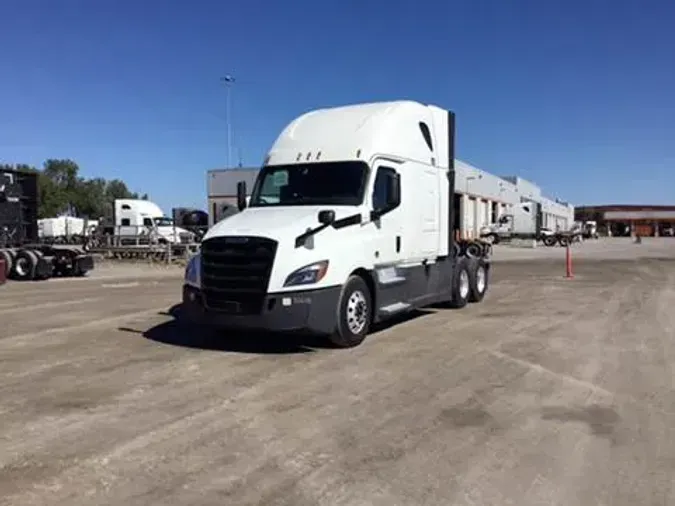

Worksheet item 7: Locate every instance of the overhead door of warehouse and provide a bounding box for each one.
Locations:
[635,224,654,237]
[481,199,490,227]
[465,197,477,238]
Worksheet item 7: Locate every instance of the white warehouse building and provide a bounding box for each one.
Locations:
[207,163,573,238]
[454,161,574,238]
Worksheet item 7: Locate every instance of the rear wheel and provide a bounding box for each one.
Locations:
[468,258,489,303]
[12,250,38,281]
[448,259,471,309]
[0,250,13,279]
[329,275,372,348]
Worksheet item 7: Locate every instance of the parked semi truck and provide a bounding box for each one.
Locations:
[182,100,491,347]
[106,199,194,244]
[480,201,577,246]
[0,169,94,281]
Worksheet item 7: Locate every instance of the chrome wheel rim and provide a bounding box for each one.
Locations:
[346,289,368,334]
[15,258,28,276]
[459,270,470,299]
[476,266,486,293]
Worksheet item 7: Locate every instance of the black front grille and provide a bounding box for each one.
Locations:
[200,236,278,314]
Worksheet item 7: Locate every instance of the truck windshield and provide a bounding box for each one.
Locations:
[249,161,369,207]
[154,217,174,227]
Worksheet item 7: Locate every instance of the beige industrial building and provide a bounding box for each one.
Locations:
[207,162,574,237]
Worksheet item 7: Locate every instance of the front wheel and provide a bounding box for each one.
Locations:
[542,236,557,247]
[329,275,372,348]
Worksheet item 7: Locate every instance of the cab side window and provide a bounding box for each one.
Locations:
[372,166,398,211]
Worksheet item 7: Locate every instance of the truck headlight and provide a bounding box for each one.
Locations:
[283,260,329,287]
[184,253,201,288]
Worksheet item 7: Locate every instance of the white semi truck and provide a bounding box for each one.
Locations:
[112,199,193,244]
[182,101,491,347]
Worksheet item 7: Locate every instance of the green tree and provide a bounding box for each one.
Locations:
[1,159,146,219]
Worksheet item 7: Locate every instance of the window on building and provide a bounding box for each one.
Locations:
[121,218,131,226]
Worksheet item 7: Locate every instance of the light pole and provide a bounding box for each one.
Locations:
[220,75,235,168]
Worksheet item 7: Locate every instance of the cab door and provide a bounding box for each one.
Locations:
[367,162,406,312]
[369,163,403,268]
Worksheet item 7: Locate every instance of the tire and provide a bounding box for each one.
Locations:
[468,258,489,303]
[0,250,13,279]
[465,242,482,258]
[31,250,52,280]
[542,236,557,247]
[12,249,38,281]
[558,236,571,247]
[329,275,372,348]
[448,258,471,309]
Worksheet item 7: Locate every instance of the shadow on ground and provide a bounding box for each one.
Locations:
[118,304,432,355]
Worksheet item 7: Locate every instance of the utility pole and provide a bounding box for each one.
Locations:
[220,75,235,169]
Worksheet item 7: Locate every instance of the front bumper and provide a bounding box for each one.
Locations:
[182,284,341,335]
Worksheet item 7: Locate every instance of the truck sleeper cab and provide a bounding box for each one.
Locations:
[182,101,491,347]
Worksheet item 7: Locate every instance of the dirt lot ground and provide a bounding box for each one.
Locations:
[1,240,674,505]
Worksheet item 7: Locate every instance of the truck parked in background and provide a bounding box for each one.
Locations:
[582,220,599,239]
[480,201,544,243]
[0,169,94,281]
[97,199,195,246]
[480,201,577,246]
[182,100,492,347]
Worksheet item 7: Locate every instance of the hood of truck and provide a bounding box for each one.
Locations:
[157,226,191,237]
[204,206,360,242]
[201,205,372,292]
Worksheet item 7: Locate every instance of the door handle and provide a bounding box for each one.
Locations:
[396,236,401,253]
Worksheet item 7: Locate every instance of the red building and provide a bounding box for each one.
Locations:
[575,205,675,237]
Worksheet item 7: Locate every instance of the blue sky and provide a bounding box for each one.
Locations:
[1,0,674,212]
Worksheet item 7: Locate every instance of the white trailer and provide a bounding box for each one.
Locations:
[38,216,99,243]
[182,101,491,347]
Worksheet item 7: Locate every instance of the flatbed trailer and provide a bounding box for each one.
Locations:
[0,168,95,282]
